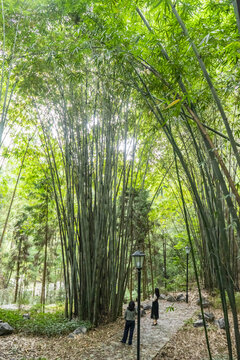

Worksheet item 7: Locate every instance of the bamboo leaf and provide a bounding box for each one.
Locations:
[164,99,180,110]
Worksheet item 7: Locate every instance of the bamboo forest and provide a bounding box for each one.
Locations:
[0,0,240,359]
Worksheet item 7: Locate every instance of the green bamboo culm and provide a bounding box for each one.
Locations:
[174,151,213,360]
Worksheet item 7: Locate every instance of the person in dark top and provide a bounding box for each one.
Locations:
[151,288,160,326]
[121,300,136,345]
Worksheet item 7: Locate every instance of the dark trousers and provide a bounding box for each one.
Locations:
[121,320,135,345]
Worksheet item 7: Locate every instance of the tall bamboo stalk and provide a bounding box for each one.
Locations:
[36,66,141,324]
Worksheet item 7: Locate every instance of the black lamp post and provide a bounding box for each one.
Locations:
[132,250,145,360]
[185,246,190,303]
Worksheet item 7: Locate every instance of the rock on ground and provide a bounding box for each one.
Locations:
[0,322,14,336]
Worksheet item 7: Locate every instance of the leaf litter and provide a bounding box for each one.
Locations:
[0,292,235,360]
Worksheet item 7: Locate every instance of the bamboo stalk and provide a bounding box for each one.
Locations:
[232,0,240,35]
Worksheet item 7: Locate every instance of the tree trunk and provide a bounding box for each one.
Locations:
[41,191,48,309]
[14,236,23,303]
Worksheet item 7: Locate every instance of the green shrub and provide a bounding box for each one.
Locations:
[212,291,240,312]
[0,308,92,336]
[29,303,43,313]
[44,303,65,312]
[0,308,25,328]
[163,273,187,292]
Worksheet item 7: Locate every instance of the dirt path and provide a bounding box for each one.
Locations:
[0,300,197,360]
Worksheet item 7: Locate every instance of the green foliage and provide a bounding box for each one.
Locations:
[213,292,240,312]
[166,305,174,312]
[29,303,45,313]
[124,288,137,302]
[183,317,194,326]
[163,273,187,292]
[0,308,92,336]
[0,4,239,357]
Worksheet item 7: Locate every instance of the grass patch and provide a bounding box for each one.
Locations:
[0,308,91,336]
[183,317,194,326]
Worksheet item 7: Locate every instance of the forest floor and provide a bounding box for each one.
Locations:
[0,292,234,360]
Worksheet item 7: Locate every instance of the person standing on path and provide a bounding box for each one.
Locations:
[121,300,136,345]
[151,288,160,326]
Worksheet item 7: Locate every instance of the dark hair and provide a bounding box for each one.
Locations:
[155,288,160,299]
[128,300,135,311]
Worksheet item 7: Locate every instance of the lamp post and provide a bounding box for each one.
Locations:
[132,250,145,360]
[185,246,190,303]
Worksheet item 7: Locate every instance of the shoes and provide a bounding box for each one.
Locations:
[120,340,126,344]
[128,343,132,346]
[152,323,157,326]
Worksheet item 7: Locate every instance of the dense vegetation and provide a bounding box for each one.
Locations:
[0,0,240,358]
[0,306,91,336]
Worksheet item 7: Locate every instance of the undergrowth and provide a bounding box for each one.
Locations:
[212,291,240,312]
[0,308,91,336]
